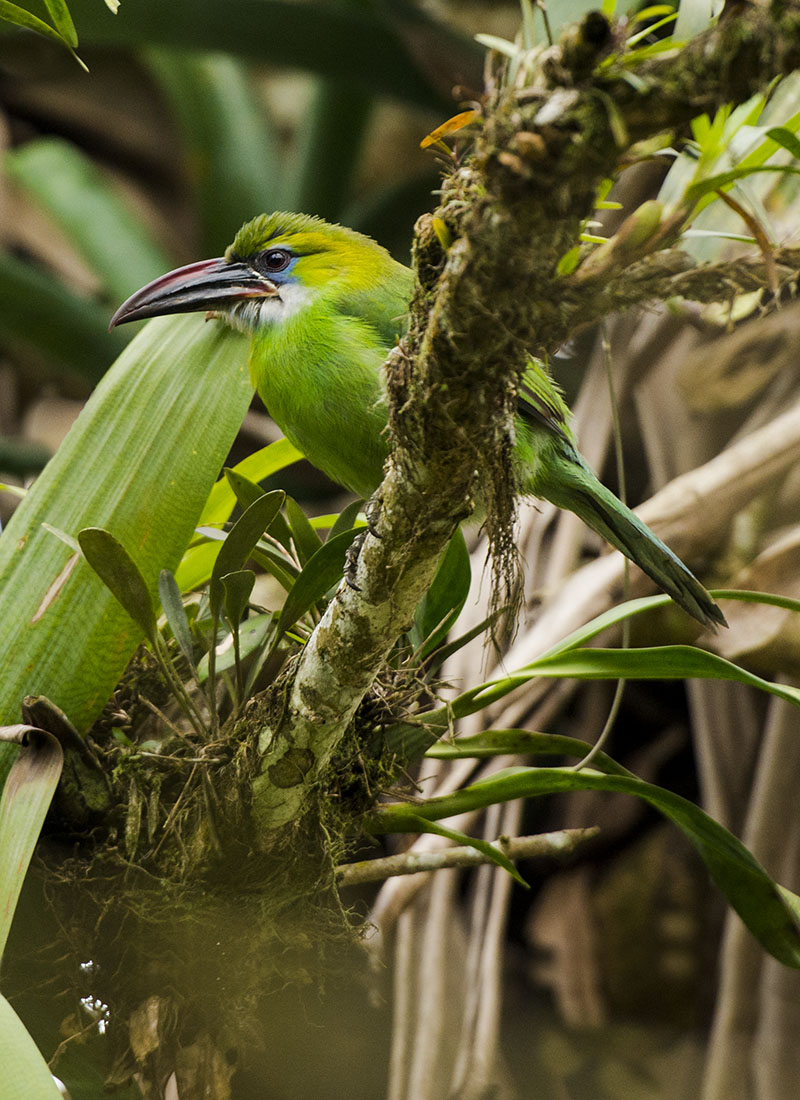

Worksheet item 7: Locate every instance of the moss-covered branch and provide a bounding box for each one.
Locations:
[247,2,800,835]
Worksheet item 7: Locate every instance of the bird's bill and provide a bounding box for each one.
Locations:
[109,257,277,329]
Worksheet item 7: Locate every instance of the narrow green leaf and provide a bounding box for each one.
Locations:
[284,496,323,565]
[764,125,800,160]
[277,527,361,634]
[425,729,632,776]
[250,544,299,593]
[412,529,470,657]
[42,0,77,45]
[224,467,268,512]
[209,491,284,617]
[424,606,508,671]
[196,611,275,682]
[685,163,800,202]
[0,1,66,44]
[199,439,301,527]
[392,813,528,887]
[369,766,800,967]
[222,569,255,627]
[328,498,365,541]
[78,528,157,643]
[158,569,195,665]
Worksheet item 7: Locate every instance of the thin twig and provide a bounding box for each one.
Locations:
[337,828,598,886]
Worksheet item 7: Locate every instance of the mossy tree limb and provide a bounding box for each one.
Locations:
[247,3,800,835]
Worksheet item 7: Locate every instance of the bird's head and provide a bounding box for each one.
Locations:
[110,212,395,333]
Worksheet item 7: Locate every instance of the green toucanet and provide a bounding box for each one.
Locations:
[110,211,725,629]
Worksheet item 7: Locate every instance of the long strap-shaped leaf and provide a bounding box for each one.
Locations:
[0,725,64,1100]
[0,316,250,757]
[370,763,800,968]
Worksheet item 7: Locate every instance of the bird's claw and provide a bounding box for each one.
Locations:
[364,494,383,539]
[344,531,367,591]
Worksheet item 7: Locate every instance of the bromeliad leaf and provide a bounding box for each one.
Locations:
[78,528,157,644]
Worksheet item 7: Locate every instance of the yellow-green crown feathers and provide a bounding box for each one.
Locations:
[226,211,407,296]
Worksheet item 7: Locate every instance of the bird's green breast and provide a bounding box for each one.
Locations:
[248,303,394,498]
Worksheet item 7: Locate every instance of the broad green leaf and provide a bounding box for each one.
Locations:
[199,439,302,527]
[78,528,157,643]
[284,496,323,565]
[0,726,62,960]
[0,315,250,745]
[5,138,171,303]
[158,569,195,665]
[0,993,63,1100]
[209,491,284,617]
[369,765,800,967]
[277,527,361,634]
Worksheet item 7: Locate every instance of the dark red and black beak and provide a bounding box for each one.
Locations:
[109,257,277,329]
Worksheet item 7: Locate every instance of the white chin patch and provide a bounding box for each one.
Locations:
[225,283,315,333]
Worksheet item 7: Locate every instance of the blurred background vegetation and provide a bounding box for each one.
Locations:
[4,3,800,1099]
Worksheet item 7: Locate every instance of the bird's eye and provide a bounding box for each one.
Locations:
[255,248,292,274]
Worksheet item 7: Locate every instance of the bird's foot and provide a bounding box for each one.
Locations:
[364,494,384,539]
[344,531,367,591]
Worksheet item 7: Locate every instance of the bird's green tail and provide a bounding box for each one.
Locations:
[536,450,726,629]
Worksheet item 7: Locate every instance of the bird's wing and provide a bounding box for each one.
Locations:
[517,359,574,444]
